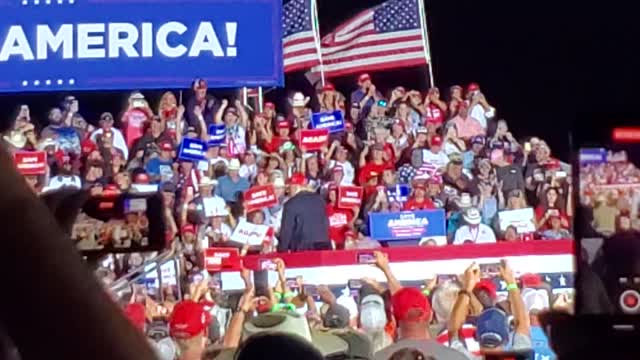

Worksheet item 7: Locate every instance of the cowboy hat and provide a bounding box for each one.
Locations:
[463,208,482,225]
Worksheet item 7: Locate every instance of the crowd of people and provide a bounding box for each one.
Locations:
[3,73,576,359]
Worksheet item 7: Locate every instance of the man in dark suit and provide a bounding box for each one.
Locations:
[278,173,330,252]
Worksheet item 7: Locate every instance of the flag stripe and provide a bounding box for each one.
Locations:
[283,0,321,73]
[335,10,373,38]
[322,29,423,54]
[314,0,428,78]
[322,39,424,61]
[322,51,426,71]
[324,58,427,78]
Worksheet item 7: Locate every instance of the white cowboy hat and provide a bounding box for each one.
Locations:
[199,176,218,187]
[289,92,309,108]
[227,158,241,171]
[463,208,482,225]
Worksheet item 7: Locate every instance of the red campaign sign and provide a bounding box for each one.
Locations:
[203,247,242,272]
[243,185,278,212]
[299,129,329,151]
[338,186,363,209]
[14,151,47,175]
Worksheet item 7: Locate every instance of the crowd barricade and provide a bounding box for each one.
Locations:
[219,240,574,290]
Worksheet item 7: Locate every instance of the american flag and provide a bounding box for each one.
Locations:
[316,0,429,78]
[282,0,321,73]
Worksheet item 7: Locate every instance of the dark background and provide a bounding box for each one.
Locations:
[0,1,637,160]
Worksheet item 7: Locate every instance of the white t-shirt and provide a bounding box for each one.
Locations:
[470,104,495,130]
[453,224,497,245]
[226,125,246,157]
[444,141,464,156]
[202,223,233,249]
[329,159,355,185]
[239,163,257,180]
[422,149,450,171]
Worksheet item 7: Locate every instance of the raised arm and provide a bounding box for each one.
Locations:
[215,99,228,124]
[373,251,402,295]
[499,260,529,336]
[448,263,479,338]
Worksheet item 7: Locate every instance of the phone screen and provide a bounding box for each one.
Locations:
[71,191,165,255]
[357,252,376,264]
[576,127,640,315]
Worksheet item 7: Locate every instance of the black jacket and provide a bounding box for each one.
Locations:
[278,191,330,252]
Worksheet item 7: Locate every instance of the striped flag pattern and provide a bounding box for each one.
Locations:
[315,0,428,78]
[282,0,322,73]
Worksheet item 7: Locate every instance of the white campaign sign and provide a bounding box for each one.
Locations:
[230,219,269,246]
[498,207,536,233]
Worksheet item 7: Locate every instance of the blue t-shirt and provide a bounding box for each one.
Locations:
[530,326,556,360]
[145,158,174,182]
[215,175,250,203]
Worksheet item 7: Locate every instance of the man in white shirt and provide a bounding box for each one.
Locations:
[422,135,450,172]
[466,83,495,130]
[90,112,129,160]
[453,208,496,245]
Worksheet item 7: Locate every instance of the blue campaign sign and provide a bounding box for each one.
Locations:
[0,0,283,92]
[207,124,226,146]
[579,148,607,165]
[369,209,446,241]
[178,137,207,161]
[311,111,345,133]
[387,184,410,203]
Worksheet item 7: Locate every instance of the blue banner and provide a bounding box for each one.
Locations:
[207,124,226,146]
[178,138,207,161]
[311,111,345,133]
[369,209,446,241]
[579,148,607,165]
[0,0,283,92]
[387,184,410,204]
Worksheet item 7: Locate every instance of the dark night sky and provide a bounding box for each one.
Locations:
[0,0,637,160]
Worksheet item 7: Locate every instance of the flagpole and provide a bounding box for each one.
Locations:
[310,0,325,86]
[418,0,435,87]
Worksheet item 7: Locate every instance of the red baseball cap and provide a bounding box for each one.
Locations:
[169,300,210,339]
[520,273,542,288]
[277,119,290,130]
[358,73,371,83]
[322,83,335,92]
[287,172,307,186]
[123,303,146,331]
[81,138,97,155]
[264,102,276,110]
[467,82,480,92]
[181,224,196,235]
[430,135,443,147]
[391,287,432,322]
[134,173,150,184]
[159,141,173,152]
[475,279,497,300]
